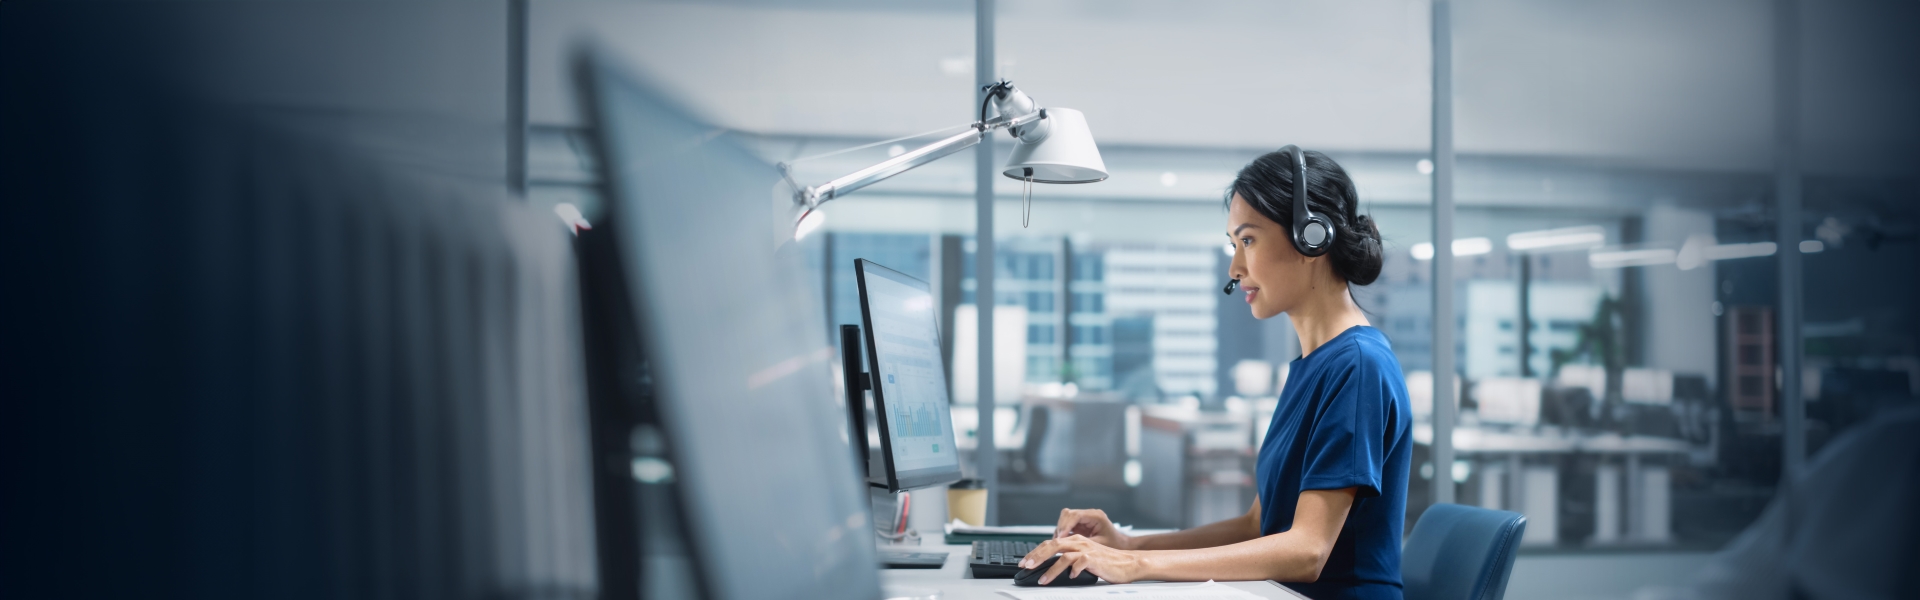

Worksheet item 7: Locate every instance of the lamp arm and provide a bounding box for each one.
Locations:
[797,126,982,208]
[794,109,1044,209]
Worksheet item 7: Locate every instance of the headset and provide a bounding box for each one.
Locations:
[1281,145,1336,258]
[1224,145,1336,295]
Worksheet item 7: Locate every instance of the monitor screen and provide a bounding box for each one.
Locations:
[855,260,963,492]
[582,53,880,599]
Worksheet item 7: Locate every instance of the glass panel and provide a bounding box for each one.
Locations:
[1447,0,1920,560]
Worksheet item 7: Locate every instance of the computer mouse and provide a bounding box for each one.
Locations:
[1012,554,1099,587]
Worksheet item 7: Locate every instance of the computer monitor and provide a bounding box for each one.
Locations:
[854,259,964,492]
[579,52,881,600]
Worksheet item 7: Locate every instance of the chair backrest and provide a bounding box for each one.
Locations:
[1066,400,1132,487]
[1403,503,1527,600]
[1022,405,1051,469]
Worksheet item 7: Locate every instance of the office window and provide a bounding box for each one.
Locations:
[1073,254,1104,281]
[1027,324,1055,345]
[1027,254,1053,280]
[1027,355,1056,381]
[1026,291,1054,313]
[1073,325,1107,345]
[1072,292,1104,313]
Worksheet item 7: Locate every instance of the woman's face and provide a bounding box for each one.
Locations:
[1227,194,1317,320]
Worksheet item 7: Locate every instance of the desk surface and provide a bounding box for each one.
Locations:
[877,539,1310,599]
[1414,424,1693,454]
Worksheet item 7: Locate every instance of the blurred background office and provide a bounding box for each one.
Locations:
[4,1,1917,599]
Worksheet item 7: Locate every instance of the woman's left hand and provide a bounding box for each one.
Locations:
[1017,534,1148,585]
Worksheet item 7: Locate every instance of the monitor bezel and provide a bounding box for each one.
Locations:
[853,258,964,492]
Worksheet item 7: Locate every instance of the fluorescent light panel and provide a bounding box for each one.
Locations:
[1589,248,1677,268]
[1507,225,1604,251]
[1410,237,1492,260]
[1702,241,1776,261]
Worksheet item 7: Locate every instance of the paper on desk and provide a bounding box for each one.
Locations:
[994,581,1267,600]
[945,519,1136,536]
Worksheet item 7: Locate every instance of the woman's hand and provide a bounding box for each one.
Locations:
[1052,507,1134,550]
[1017,534,1148,585]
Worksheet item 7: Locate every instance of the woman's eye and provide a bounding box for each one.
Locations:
[1240,238,1253,247]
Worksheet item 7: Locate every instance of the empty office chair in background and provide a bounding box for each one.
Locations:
[1403,504,1527,600]
[1001,406,1055,484]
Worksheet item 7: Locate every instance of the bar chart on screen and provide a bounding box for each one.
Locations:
[892,400,945,439]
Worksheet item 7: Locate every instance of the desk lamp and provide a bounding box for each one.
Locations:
[785,81,1107,235]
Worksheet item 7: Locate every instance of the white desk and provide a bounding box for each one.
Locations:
[877,536,1311,599]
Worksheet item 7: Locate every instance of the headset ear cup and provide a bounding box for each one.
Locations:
[1295,217,1335,257]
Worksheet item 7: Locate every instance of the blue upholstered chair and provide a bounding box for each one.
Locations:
[1402,503,1527,600]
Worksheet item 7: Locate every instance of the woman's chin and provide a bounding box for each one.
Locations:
[1250,304,1281,320]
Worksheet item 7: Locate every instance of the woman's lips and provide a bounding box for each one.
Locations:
[1243,285,1259,304]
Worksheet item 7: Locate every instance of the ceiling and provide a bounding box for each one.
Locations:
[529,0,1920,175]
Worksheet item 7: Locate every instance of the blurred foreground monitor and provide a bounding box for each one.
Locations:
[576,50,882,600]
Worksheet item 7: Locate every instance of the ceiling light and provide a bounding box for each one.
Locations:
[1409,238,1491,260]
[1416,159,1434,175]
[1800,240,1824,253]
[1507,226,1604,252]
[1703,242,1776,261]
[1453,237,1493,256]
[1676,233,1715,271]
[1589,248,1676,269]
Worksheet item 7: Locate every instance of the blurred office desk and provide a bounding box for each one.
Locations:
[1139,406,1257,529]
[1413,424,1694,545]
[878,534,1309,599]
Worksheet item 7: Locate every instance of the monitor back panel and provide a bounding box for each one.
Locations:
[582,53,880,600]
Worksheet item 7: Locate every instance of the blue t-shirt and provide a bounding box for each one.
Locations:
[1257,326,1412,600]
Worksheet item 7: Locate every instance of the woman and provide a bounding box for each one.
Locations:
[1017,147,1413,599]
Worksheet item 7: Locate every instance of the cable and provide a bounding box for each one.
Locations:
[1023,177,1033,228]
[980,80,1011,124]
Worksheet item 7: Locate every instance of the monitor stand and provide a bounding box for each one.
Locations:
[845,324,949,573]
[840,324,877,483]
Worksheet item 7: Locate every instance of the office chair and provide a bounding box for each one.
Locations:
[1402,503,1527,600]
[1002,405,1053,483]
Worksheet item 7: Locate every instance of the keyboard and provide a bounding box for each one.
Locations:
[967,540,1039,579]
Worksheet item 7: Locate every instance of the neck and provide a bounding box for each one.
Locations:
[1286,277,1371,357]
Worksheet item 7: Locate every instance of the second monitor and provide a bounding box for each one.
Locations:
[852,259,963,492]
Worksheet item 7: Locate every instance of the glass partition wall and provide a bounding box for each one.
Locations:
[535,0,1918,557]
[1446,0,1920,555]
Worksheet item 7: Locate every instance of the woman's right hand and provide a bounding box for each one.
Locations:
[1054,508,1134,550]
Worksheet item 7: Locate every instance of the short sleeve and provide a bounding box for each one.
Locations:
[1299,350,1390,498]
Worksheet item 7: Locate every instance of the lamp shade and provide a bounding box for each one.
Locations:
[1002,108,1107,184]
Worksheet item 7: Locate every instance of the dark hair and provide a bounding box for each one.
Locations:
[1226,149,1384,286]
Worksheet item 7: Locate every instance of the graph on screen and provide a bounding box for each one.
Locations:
[892,401,944,439]
[864,270,960,474]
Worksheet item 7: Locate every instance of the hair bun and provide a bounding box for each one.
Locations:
[1353,214,1381,241]
[1333,212,1384,286]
